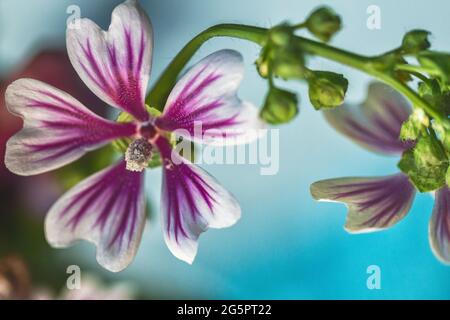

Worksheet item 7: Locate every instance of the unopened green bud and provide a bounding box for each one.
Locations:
[308,71,348,110]
[268,23,293,47]
[271,45,306,79]
[260,87,299,124]
[305,7,341,42]
[401,29,431,54]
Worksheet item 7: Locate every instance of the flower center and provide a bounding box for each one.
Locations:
[139,121,158,140]
[125,138,153,172]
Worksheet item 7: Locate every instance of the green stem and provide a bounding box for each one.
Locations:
[146,24,267,109]
[292,22,307,29]
[146,23,445,123]
[396,64,439,76]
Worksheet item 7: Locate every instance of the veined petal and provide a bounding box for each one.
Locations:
[156,50,264,146]
[45,159,146,272]
[323,82,412,155]
[67,0,152,121]
[311,173,416,233]
[429,187,450,264]
[5,79,136,176]
[155,137,241,263]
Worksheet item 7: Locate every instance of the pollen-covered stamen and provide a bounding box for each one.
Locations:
[125,138,153,172]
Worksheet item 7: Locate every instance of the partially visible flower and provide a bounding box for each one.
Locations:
[5,0,263,271]
[310,82,450,264]
[0,256,132,300]
[0,256,31,300]
[61,276,133,300]
[34,275,134,300]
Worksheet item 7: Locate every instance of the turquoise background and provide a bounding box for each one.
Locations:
[1,0,449,299]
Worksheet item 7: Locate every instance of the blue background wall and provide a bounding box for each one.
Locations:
[1,0,449,299]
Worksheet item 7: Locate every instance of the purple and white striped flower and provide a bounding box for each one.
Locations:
[310,82,450,264]
[4,0,263,271]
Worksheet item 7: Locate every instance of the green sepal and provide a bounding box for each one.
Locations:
[111,105,164,169]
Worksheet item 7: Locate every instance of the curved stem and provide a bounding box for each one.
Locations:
[146,24,267,109]
[146,23,445,123]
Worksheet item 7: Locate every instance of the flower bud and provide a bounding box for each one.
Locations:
[271,45,306,79]
[307,71,348,110]
[260,86,299,124]
[268,23,293,47]
[305,7,341,42]
[401,29,431,54]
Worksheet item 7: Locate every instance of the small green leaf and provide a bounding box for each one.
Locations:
[307,70,348,110]
[400,120,421,141]
[260,86,299,124]
[401,29,431,54]
[400,109,429,141]
[417,80,450,116]
[398,135,448,192]
[418,51,450,83]
[305,7,341,42]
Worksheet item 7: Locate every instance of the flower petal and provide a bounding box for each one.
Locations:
[429,187,450,264]
[45,159,146,272]
[323,82,412,155]
[5,79,136,176]
[156,50,264,146]
[66,0,152,121]
[156,137,241,263]
[310,173,416,233]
